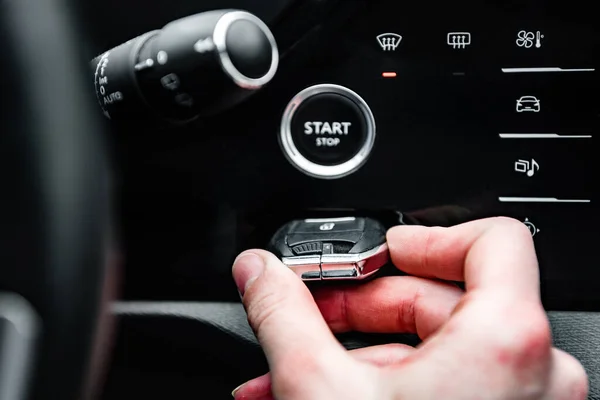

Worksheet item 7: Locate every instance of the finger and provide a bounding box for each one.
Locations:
[233,344,415,399]
[350,343,415,366]
[543,348,588,400]
[234,395,274,400]
[387,217,540,301]
[234,394,274,400]
[232,250,347,377]
[312,276,463,338]
[232,372,271,400]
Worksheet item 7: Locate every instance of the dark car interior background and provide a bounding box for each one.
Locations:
[6,0,599,399]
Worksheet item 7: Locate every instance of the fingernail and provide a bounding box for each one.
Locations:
[231,382,245,397]
[233,253,265,296]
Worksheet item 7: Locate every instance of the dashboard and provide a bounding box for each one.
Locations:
[89,0,599,310]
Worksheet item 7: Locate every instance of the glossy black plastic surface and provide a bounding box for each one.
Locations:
[111,0,598,310]
[91,10,278,124]
[269,217,386,258]
[292,93,367,165]
[226,20,273,79]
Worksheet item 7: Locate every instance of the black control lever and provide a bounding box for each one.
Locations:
[91,10,279,125]
[268,217,390,282]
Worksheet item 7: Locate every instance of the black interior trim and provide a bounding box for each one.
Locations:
[103,302,600,400]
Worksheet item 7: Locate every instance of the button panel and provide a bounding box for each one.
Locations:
[301,0,596,300]
[493,139,593,201]
[497,202,598,284]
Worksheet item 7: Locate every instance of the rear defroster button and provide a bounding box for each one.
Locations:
[280,84,376,179]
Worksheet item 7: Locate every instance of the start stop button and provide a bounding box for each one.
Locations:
[280,84,376,179]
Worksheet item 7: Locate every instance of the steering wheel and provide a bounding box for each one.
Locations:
[0,1,111,399]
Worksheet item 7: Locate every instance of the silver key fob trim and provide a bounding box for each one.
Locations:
[282,243,389,281]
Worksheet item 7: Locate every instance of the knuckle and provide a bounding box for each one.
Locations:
[420,228,434,270]
[514,319,552,363]
[491,216,521,226]
[492,306,552,370]
[566,367,589,400]
[397,284,428,333]
[421,227,446,271]
[397,296,417,333]
[493,216,532,238]
[555,351,589,400]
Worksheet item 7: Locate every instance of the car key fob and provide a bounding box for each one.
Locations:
[268,217,389,281]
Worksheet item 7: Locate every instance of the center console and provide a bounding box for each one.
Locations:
[87,2,600,398]
[105,0,598,310]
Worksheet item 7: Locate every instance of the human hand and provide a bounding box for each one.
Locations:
[231,217,588,399]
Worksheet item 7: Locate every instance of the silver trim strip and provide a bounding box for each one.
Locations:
[282,255,321,266]
[281,243,389,281]
[499,197,591,203]
[499,133,592,139]
[320,243,387,264]
[502,67,595,73]
[279,84,377,180]
[213,11,279,90]
[304,217,356,223]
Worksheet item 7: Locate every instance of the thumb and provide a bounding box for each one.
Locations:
[232,250,346,374]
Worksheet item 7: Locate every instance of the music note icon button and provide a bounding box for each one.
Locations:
[514,158,540,177]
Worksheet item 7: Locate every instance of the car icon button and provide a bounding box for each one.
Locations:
[516,95,541,112]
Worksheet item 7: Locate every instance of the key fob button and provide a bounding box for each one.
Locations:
[292,242,323,255]
[322,269,358,279]
[349,229,385,254]
[287,231,364,247]
[283,255,322,281]
[268,216,390,282]
[301,271,322,280]
[293,218,365,234]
